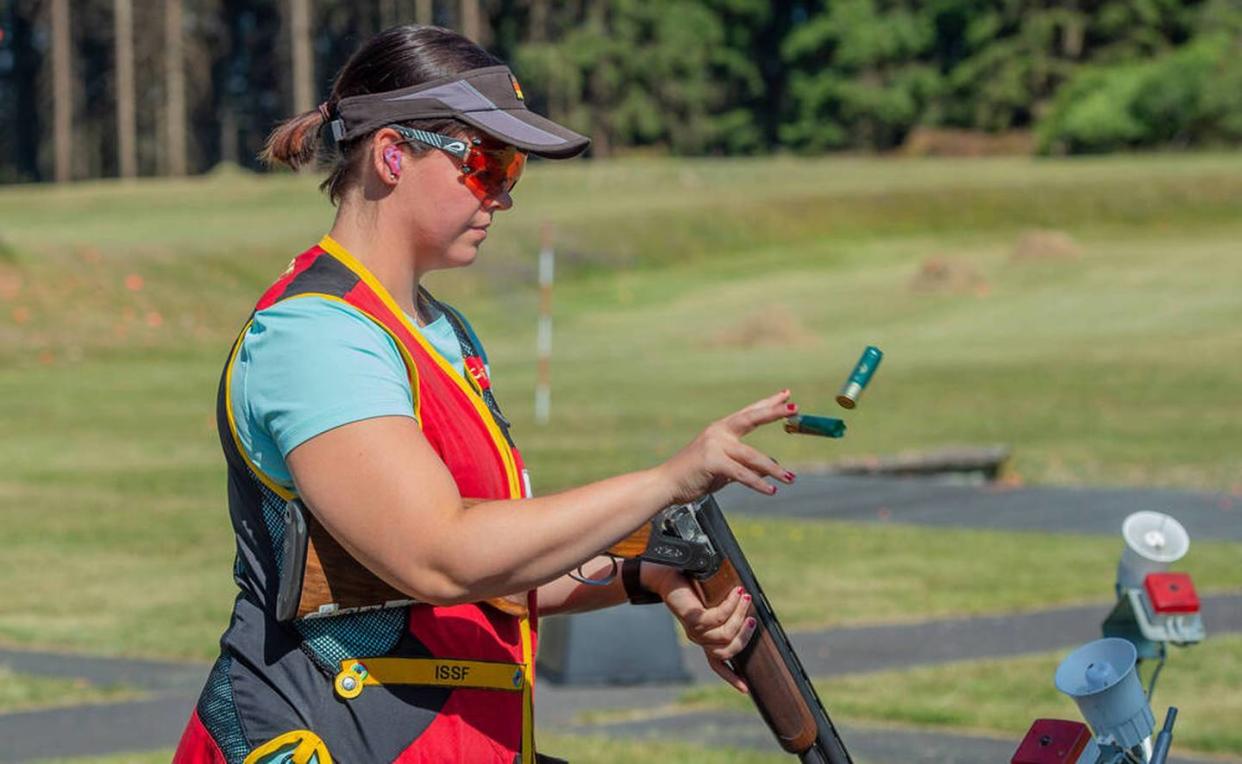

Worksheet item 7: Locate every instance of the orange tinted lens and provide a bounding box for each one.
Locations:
[463,147,525,199]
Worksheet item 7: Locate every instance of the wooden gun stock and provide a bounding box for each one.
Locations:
[281,497,527,620]
[605,523,652,558]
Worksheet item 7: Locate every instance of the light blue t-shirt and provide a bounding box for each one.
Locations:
[229,296,474,488]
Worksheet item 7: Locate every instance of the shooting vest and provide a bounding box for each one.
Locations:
[174,236,537,764]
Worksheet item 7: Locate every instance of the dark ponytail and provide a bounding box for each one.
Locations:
[261,25,502,204]
[260,109,322,171]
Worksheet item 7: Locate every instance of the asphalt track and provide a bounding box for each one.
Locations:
[717,474,1242,539]
[2,475,1239,763]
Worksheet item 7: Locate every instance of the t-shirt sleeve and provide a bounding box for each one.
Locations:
[236,297,415,459]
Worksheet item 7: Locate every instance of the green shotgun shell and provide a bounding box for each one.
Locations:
[784,414,847,438]
[836,345,884,409]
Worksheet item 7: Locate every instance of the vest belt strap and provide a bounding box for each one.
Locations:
[334,657,526,700]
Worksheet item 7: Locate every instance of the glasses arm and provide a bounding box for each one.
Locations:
[388,125,473,160]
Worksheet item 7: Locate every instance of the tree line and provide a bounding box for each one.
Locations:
[1,0,1239,183]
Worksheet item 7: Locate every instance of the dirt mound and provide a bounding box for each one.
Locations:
[0,264,23,302]
[910,256,989,295]
[1011,230,1081,261]
[901,127,1034,157]
[709,305,816,349]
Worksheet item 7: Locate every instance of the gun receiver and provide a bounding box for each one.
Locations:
[606,494,853,764]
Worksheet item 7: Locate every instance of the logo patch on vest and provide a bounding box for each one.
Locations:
[465,356,491,391]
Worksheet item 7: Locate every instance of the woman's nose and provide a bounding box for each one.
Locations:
[485,191,514,212]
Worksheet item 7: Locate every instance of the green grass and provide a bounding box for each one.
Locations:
[0,664,139,713]
[1,155,1240,660]
[538,733,788,763]
[726,518,1240,629]
[681,634,1242,757]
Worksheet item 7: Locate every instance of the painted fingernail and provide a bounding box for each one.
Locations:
[784,471,796,482]
[785,403,797,413]
[742,594,752,604]
[769,485,778,495]
[735,587,745,596]
[745,617,756,630]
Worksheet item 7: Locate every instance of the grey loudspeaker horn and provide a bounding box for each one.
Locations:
[1055,637,1154,751]
[1116,511,1189,590]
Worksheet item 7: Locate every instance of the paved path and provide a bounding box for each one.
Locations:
[717,474,1242,539]
[4,592,1239,763]
[566,709,1228,764]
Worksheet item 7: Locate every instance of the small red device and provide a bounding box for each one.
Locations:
[1011,719,1093,764]
[1144,572,1200,614]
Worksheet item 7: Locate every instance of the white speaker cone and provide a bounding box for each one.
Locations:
[1116,511,1189,590]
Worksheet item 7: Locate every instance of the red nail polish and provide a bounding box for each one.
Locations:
[742,594,752,603]
[736,587,745,596]
[769,485,778,495]
[785,403,797,413]
[745,618,756,629]
[785,471,796,482]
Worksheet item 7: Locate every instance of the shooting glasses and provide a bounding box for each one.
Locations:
[389,125,527,201]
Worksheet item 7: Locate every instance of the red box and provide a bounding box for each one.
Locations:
[1144,572,1200,614]
[1012,719,1092,764]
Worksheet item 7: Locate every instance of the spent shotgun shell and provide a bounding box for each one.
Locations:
[784,414,847,439]
[836,345,884,409]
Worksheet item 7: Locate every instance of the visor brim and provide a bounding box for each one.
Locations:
[459,108,590,159]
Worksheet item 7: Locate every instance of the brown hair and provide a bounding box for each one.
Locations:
[261,25,501,204]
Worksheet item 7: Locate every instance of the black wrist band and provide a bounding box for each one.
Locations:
[622,559,661,605]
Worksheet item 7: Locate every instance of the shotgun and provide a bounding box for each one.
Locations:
[278,494,853,762]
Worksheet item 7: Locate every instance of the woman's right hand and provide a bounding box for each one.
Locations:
[657,389,798,505]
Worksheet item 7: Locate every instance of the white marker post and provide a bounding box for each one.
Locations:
[534,224,555,425]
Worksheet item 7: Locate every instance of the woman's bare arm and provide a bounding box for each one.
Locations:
[286,391,797,605]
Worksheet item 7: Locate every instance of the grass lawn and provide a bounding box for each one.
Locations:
[726,518,1241,629]
[681,634,1242,757]
[1,155,1239,661]
[0,664,139,713]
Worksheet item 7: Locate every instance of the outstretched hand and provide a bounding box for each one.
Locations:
[658,389,798,505]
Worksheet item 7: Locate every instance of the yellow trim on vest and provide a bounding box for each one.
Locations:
[519,614,535,764]
[243,729,332,764]
[223,319,295,501]
[333,657,525,700]
[317,234,523,500]
[222,293,427,502]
